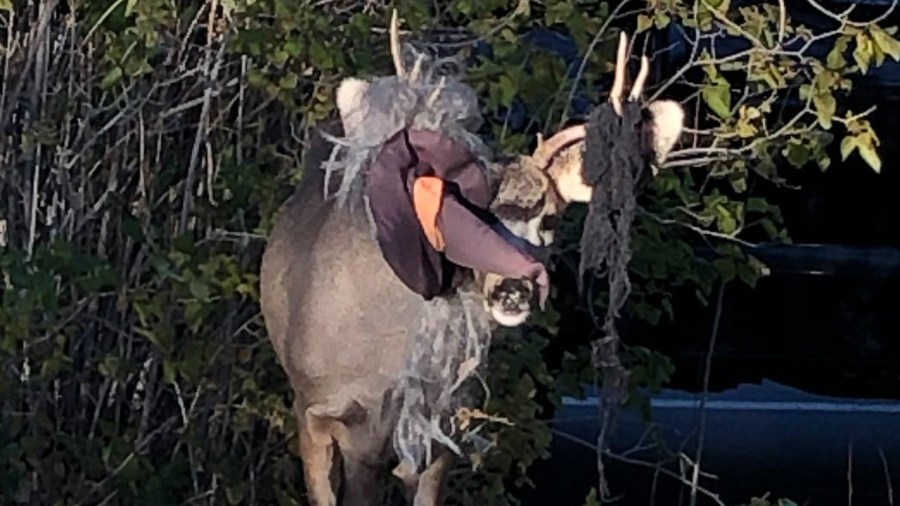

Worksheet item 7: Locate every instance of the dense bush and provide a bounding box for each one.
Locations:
[0,0,896,504]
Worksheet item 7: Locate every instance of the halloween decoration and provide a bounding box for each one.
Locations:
[321,11,555,480]
[363,127,550,306]
[258,13,685,504]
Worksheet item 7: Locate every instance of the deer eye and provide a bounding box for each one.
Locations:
[540,214,560,231]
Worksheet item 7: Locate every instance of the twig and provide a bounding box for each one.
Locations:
[179,8,226,234]
[643,211,758,248]
[558,0,633,129]
[0,0,60,152]
[76,416,179,505]
[777,0,787,45]
[550,429,727,506]
[690,282,726,506]
[879,447,896,506]
[807,0,897,27]
[848,440,854,506]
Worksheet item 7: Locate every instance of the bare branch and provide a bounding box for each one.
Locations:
[777,0,787,45]
[558,0,634,128]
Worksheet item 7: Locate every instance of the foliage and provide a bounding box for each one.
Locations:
[740,494,800,506]
[0,0,896,505]
[432,1,896,500]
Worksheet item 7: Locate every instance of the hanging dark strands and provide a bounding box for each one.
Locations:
[580,100,648,405]
[580,98,650,500]
[575,27,686,500]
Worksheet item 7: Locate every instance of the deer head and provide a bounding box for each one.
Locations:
[482,30,686,326]
[328,15,685,329]
[492,30,685,246]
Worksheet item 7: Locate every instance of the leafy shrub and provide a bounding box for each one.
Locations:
[0,0,895,504]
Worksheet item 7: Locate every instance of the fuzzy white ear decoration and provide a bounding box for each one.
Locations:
[335,77,370,136]
[647,99,685,163]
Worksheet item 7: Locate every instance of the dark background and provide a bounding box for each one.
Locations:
[519,1,900,504]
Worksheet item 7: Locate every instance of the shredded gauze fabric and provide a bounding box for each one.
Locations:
[320,44,498,476]
[322,46,493,213]
[580,100,650,407]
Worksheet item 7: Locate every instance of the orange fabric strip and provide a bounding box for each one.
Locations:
[412,176,446,251]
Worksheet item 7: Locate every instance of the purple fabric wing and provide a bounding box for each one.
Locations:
[366,129,449,299]
[365,127,548,306]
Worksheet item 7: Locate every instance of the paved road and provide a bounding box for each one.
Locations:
[517,380,900,506]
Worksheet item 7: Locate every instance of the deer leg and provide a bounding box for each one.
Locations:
[337,450,382,506]
[296,396,348,506]
[297,417,340,506]
[399,450,453,506]
[301,398,372,506]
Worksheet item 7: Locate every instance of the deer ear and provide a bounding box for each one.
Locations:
[336,77,370,137]
[646,99,685,164]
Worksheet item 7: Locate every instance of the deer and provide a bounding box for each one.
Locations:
[258,12,685,505]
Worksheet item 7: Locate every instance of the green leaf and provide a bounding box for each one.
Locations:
[0,0,12,11]
[735,105,760,137]
[747,197,769,213]
[654,10,671,30]
[871,26,900,61]
[226,482,247,505]
[583,487,601,506]
[813,92,836,129]
[702,81,732,119]
[858,139,882,173]
[827,35,851,69]
[189,279,210,301]
[308,39,331,69]
[162,359,177,384]
[715,204,737,234]
[271,50,289,67]
[729,174,747,193]
[853,33,872,74]
[497,74,517,107]
[283,39,302,57]
[636,13,653,33]
[713,257,736,282]
[278,73,298,90]
[100,66,123,90]
[840,135,858,160]
[544,2,573,25]
[783,143,809,168]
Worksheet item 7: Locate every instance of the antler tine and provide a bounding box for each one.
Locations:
[609,30,629,116]
[532,124,586,169]
[390,9,406,78]
[628,55,649,101]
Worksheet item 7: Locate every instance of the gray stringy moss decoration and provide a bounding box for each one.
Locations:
[581,101,649,407]
[391,287,493,473]
[321,42,499,474]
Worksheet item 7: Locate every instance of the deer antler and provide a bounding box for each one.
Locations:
[390,9,406,78]
[610,31,649,115]
[531,30,652,169]
[531,125,586,169]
